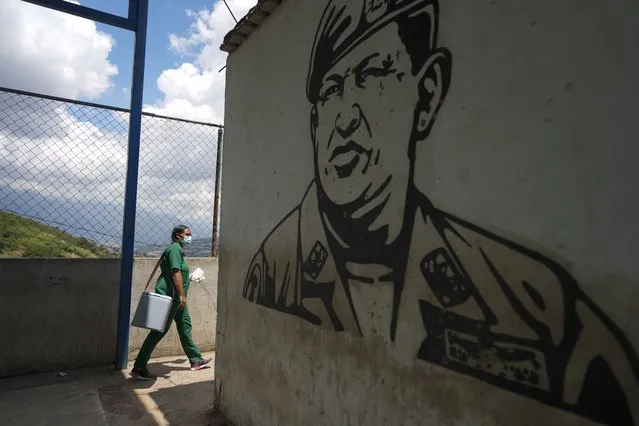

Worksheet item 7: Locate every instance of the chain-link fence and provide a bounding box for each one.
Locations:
[0,86,222,258]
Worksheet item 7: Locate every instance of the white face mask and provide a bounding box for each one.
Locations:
[183,235,193,245]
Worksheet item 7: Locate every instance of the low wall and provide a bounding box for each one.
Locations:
[0,257,217,378]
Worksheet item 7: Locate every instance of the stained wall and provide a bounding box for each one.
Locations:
[0,258,217,377]
[216,0,639,424]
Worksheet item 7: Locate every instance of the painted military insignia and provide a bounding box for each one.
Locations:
[420,247,471,307]
[304,241,329,279]
[364,0,388,22]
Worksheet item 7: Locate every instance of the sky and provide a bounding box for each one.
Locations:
[0,0,257,123]
[0,0,257,248]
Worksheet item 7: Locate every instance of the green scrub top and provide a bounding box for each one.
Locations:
[155,242,190,299]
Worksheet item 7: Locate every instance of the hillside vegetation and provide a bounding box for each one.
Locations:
[0,210,117,258]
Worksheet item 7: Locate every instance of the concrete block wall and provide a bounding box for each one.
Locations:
[216,0,639,425]
[0,257,217,377]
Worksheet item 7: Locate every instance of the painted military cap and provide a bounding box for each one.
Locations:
[306,0,438,103]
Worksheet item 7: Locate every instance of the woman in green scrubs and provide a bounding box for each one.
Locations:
[131,225,211,380]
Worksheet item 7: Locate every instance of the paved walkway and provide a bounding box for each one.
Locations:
[0,352,229,426]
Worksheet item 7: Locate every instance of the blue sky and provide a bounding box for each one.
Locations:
[0,0,256,123]
[81,0,218,109]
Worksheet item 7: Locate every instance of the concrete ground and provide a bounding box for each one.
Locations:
[0,352,229,426]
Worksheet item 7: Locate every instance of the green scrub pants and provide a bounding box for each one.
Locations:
[133,301,202,369]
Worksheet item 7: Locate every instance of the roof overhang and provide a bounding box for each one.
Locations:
[220,0,284,54]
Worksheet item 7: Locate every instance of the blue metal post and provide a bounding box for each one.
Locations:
[20,0,134,30]
[115,0,149,370]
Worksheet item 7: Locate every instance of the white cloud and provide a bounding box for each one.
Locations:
[0,90,220,245]
[0,0,118,100]
[144,0,257,123]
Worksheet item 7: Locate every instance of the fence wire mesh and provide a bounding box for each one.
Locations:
[0,87,221,258]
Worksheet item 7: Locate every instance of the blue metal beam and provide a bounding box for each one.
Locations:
[20,0,134,30]
[115,0,149,371]
[128,0,137,25]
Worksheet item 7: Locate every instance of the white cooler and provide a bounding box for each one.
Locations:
[131,291,173,332]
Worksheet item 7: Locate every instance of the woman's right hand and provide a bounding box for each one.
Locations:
[179,293,186,309]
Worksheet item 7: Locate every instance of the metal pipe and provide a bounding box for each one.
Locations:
[115,0,149,371]
[0,86,223,127]
[141,111,223,128]
[211,128,224,257]
[0,85,131,113]
[20,0,133,30]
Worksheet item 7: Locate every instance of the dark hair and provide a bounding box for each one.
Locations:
[171,224,190,242]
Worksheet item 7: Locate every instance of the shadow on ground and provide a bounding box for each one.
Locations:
[146,358,212,377]
[0,353,230,426]
[146,380,227,426]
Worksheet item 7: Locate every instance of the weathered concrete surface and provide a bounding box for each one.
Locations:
[0,258,120,378]
[0,258,218,378]
[0,352,228,426]
[216,0,639,425]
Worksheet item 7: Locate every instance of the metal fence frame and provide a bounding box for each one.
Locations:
[0,84,224,255]
[11,0,225,370]
[0,85,223,130]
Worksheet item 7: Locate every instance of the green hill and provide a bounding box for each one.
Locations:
[0,210,117,258]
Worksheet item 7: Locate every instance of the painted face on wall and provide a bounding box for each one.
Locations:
[311,24,419,208]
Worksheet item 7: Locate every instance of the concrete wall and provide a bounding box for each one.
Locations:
[216,0,639,425]
[0,258,217,378]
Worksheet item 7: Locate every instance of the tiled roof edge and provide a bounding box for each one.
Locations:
[219,0,284,54]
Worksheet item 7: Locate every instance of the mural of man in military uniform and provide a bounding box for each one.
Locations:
[242,0,639,424]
